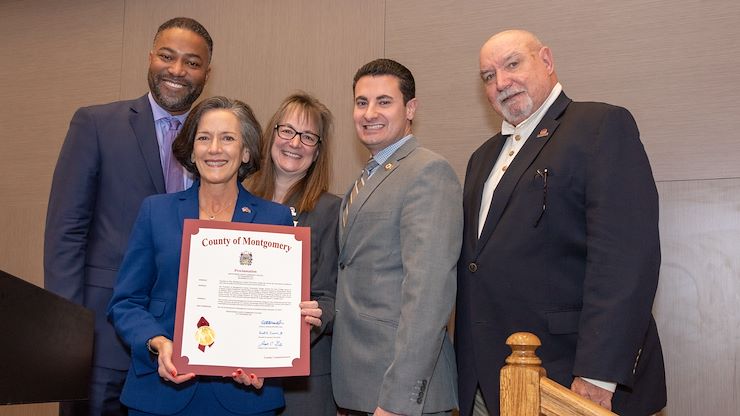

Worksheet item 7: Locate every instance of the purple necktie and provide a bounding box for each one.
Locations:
[163,118,184,193]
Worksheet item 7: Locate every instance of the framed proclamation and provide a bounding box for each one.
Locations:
[172,219,310,377]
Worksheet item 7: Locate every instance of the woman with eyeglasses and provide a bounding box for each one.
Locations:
[246,92,339,416]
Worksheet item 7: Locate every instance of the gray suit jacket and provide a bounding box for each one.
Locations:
[332,137,463,415]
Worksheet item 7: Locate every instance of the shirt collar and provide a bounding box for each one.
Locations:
[372,134,414,166]
[148,92,189,124]
[366,134,413,177]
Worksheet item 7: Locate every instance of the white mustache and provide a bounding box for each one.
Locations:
[496,87,525,104]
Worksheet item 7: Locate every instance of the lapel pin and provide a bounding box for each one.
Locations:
[384,163,393,170]
[536,128,549,138]
[241,207,251,213]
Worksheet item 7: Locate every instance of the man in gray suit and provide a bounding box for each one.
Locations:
[332,58,463,416]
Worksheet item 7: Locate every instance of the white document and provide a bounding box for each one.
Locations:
[173,221,309,375]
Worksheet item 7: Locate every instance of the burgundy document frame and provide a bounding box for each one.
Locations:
[172,219,310,377]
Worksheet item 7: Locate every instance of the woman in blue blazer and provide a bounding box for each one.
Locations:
[108,96,320,415]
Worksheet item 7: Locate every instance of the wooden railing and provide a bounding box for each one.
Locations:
[500,332,617,416]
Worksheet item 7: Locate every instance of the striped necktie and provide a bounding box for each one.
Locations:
[342,158,379,227]
[162,117,184,193]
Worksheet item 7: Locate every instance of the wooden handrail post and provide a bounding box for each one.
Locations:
[500,332,618,416]
[500,332,546,416]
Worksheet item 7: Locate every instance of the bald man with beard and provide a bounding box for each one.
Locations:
[455,30,666,416]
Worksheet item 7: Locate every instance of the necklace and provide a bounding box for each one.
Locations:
[199,198,235,220]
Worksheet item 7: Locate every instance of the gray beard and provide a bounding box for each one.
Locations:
[499,91,534,125]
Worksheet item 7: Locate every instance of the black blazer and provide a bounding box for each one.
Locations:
[455,92,666,416]
[279,192,340,415]
[45,94,164,370]
[296,191,340,376]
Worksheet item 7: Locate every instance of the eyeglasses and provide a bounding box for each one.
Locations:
[274,125,321,147]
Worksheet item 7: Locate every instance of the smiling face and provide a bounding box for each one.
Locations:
[148,28,211,115]
[353,75,417,155]
[192,109,249,187]
[479,30,557,125]
[270,109,320,183]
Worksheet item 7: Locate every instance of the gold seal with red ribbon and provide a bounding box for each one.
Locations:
[195,316,215,352]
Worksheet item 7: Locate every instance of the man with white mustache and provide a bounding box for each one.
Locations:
[44,17,212,416]
[332,58,462,416]
[455,30,666,416]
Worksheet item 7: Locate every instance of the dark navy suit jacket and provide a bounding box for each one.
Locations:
[45,94,165,370]
[107,182,291,414]
[456,92,666,416]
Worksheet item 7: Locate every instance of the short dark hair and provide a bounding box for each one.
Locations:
[352,58,415,104]
[154,17,213,62]
[173,96,261,182]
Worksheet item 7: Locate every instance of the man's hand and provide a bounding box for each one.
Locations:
[571,377,613,411]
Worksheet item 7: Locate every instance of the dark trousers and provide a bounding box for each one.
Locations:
[59,366,127,416]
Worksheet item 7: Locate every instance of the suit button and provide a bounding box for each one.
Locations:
[339,263,345,270]
[468,262,478,272]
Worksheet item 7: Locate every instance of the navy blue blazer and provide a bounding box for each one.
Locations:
[108,182,292,414]
[456,92,666,416]
[45,94,165,370]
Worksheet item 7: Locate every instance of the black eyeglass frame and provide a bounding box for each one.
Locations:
[274,124,321,147]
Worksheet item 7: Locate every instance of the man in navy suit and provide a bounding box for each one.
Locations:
[44,17,212,416]
[455,30,666,416]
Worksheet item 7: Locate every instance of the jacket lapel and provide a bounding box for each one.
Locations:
[340,137,418,249]
[176,182,200,237]
[232,182,258,223]
[476,92,571,254]
[130,94,166,194]
[338,187,352,249]
[466,134,506,249]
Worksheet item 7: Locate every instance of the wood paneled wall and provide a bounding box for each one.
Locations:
[1,1,738,415]
[655,178,740,415]
[0,1,382,414]
[0,0,124,287]
[385,0,740,182]
[385,1,740,415]
[119,0,384,193]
